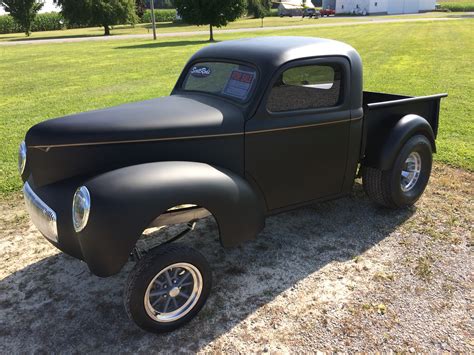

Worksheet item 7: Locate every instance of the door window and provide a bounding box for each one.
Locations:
[267,64,343,112]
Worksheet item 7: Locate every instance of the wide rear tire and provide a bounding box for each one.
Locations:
[362,135,433,208]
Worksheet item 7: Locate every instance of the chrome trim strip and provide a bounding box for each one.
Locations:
[30,132,244,149]
[246,118,352,135]
[30,117,358,150]
[23,182,58,242]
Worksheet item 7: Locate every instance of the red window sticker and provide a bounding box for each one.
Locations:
[223,69,256,101]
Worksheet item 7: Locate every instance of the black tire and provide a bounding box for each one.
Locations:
[124,243,212,333]
[362,135,433,208]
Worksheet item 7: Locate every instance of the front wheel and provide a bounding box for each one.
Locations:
[362,135,433,208]
[124,243,212,333]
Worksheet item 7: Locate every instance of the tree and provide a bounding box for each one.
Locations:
[136,0,146,19]
[1,0,43,36]
[301,0,307,20]
[156,0,173,8]
[247,0,271,19]
[174,0,246,42]
[53,0,137,36]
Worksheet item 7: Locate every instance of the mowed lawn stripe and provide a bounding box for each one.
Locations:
[0,12,460,43]
[0,19,473,195]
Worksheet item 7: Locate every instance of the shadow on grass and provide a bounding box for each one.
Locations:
[142,22,194,30]
[0,35,23,40]
[7,33,109,42]
[0,182,415,352]
[446,13,474,18]
[115,39,213,50]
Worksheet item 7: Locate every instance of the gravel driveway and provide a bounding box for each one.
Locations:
[0,163,472,352]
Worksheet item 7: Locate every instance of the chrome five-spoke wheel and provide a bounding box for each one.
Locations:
[125,243,212,333]
[400,151,421,192]
[362,135,433,208]
[144,263,203,322]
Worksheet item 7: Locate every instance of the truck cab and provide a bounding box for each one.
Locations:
[171,37,363,211]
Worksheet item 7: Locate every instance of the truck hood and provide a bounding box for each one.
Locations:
[26,94,243,148]
[24,94,245,187]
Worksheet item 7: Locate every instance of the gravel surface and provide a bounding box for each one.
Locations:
[0,163,472,352]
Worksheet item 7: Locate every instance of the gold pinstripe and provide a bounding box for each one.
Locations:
[30,117,360,150]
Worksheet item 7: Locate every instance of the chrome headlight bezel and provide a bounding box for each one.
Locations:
[72,186,91,233]
[18,141,27,175]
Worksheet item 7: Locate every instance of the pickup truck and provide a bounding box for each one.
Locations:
[19,36,447,333]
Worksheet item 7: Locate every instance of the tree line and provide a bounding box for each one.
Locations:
[0,0,273,39]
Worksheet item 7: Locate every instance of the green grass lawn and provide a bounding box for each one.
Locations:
[438,0,474,10]
[0,19,473,195]
[439,0,473,2]
[0,12,459,42]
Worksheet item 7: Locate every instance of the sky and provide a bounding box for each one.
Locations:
[0,0,60,15]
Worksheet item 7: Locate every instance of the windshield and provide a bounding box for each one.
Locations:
[182,62,257,102]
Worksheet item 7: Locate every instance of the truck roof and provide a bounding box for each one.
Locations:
[178,36,364,112]
[190,36,361,70]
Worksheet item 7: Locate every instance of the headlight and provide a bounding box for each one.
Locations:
[72,186,91,232]
[18,141,26,175]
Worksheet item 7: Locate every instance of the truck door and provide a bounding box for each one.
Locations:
[245,57,352,211]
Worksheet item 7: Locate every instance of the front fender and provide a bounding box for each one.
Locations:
[367,114,436,170]
[76,161,266,277]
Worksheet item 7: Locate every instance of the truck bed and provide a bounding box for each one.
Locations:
[361,91,447,164]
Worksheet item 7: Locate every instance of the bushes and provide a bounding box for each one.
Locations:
[0,14,21,34]
[438,2,474,11]
[0,9,179,34]
[268,8,279,17]
[31,12,64,31]
[141,9,177,23]
[250,8,278,17]
[0,12,64,34]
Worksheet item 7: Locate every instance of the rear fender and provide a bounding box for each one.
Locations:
[366,114,436,170]
[77,162,266,277]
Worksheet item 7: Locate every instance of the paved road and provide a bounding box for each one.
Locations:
[0,16,469,46]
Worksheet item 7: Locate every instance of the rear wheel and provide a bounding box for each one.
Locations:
[362,135,433,208]
[124,243,212,333]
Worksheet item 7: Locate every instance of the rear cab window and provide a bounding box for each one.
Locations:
[267,64,343,112]
[182,62,257,102]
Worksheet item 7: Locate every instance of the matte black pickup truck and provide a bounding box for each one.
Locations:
[19,36,447,333]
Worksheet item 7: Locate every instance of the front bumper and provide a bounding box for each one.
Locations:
[22,178,134,277]
[23,182,58,242]
[22,179,85,263]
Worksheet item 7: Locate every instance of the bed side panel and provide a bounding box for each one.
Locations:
[362,97,443,166]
